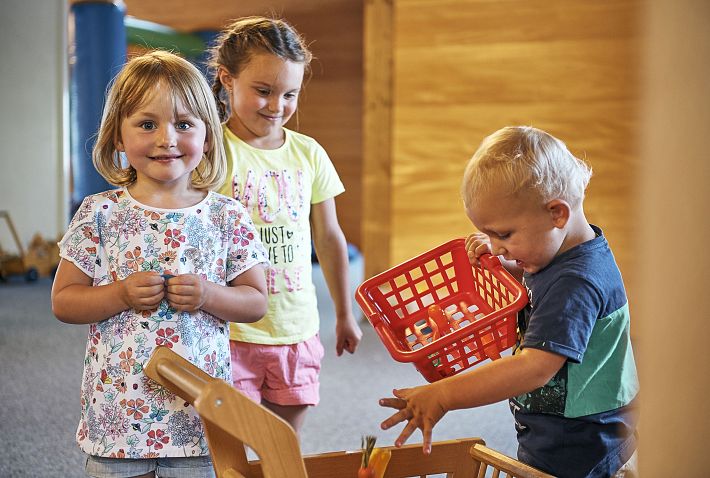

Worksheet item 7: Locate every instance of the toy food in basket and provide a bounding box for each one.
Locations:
[356,238,527,382]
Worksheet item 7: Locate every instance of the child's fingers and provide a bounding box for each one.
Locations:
[380,413,403,431]
[165,283,196,296]
[165,292,202,312]
[465,233,492,265]
[336,337,357,356]
[475,242,492,257]
[134,291,164,310]
[467,248,480,266]
[133,271,166,286]
[379,397,407,410]
[464,233,478,250]
[380,400,412,430]
[394,419,418,447]
[164,275,207,312]
[421,425,433,455]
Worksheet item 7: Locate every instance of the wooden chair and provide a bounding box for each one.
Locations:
[470,443,554,478]
[145,346,552,478]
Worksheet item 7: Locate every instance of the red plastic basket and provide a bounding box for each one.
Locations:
[356,238,528,382]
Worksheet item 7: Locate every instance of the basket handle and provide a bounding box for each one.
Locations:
[478,253,501,270]
[355,287,380,326]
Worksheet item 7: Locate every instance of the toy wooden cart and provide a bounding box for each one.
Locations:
[0,210,59,281]
[145,346,552,478]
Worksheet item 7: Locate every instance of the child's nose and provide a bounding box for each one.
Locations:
[158,126,177,147]
[490,239,507,257]
[267,96,283,113]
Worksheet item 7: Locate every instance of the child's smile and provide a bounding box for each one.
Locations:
[117,81,209,192]
[221,53,304,149]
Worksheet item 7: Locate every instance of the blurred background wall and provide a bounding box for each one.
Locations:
[0,0,68,255]
[364,0,641,286]
[636,0,709,474]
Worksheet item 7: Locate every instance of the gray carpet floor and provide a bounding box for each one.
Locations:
[0,257,516,477]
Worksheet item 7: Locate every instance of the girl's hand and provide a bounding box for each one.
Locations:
[379,383,448,454]
[119,271,166,311]
[165,273,208,312]
[335,313,362,356]
[465,232,492,267]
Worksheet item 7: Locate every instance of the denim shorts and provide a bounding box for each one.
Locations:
[85,455,215,478]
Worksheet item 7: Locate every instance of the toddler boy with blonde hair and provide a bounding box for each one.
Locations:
[380,126,639,477]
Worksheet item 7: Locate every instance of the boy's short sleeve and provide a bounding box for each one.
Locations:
[522,275,600,363]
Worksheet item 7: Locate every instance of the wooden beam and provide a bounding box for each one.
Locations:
[363,0,394,277]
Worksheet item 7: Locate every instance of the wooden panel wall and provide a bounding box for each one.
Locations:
[637,1,710,472]
[286,6,364,250]
[362,0,394,276]
[364,0,642,295]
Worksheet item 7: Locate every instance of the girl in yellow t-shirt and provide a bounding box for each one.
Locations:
[208,16,362,434]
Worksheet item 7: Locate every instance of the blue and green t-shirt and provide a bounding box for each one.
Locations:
[511,225,639,477]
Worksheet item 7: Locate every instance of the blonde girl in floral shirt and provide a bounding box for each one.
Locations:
[52,50,269,478]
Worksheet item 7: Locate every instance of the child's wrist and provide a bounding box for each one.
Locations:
[335,311,355,323]
[434,380,454,412]
[198,276,210,310]
[116,279,131,310]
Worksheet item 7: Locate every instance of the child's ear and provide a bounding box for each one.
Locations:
[546,199,570,228]
[218,67,233,91]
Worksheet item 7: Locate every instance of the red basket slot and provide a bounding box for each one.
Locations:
[356,238,527,382]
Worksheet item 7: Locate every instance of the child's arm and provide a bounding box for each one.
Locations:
[466,232,523,281]
[311,198,362,355]
[379,347,566,454]
[164,265,268,323]
[51,258,166,324]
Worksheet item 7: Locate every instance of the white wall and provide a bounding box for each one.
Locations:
[0,0,68,251]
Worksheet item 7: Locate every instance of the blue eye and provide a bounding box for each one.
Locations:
[176,121,191,130]
[256,88,270,96]
[140,121,156,130]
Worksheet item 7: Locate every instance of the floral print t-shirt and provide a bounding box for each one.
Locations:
[58,188,268,458]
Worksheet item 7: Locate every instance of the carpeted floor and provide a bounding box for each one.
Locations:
[0,259,516,477]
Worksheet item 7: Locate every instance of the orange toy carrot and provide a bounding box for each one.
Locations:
[359,435,391,478]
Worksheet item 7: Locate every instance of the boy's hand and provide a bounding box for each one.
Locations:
[165,273,208,312]
[119,271,165,311]
[379,383,448,454]
[465,232,492,267]
[335,313,362,355]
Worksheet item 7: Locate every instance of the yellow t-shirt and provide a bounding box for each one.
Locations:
[220,125,345,344]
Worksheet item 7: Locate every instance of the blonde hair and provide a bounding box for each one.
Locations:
[461,126,592,209]
[207,16,312,121]
[93,50,226,190]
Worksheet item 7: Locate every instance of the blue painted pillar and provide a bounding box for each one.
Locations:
[69,1,126,216]
[192,30,219,78]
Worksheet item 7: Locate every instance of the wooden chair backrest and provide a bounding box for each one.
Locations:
[145,346,307,478]
[470,443,555,478]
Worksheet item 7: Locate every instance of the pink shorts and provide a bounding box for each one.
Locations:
[230,334,324,406]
